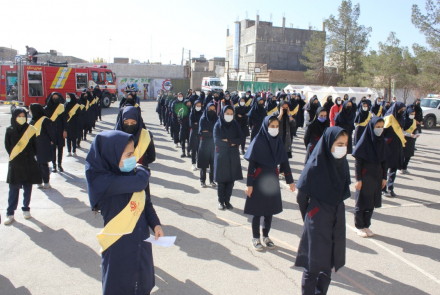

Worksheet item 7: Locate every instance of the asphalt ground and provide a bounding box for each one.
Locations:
[0,101,439,295]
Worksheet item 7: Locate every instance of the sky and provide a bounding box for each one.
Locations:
[1,0,429,64]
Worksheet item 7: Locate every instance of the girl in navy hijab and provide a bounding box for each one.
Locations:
[303,107,329,164]
[305,95,320,123]
[197,102,218,187]
[334,100,356,154]
[189,100,203,170]
[382,101,406,197]
[371,97,383,117]
[401,107,418,175]
[295,127,350,295]
[213,106,244,210]
[85,130,163,295]
[247,97,267,141]
[353,100,372,145]
[234,96,250,154]
[352,117,390,237]
[244,115,296,251]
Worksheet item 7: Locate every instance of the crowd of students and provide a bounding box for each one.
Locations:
[3,85,422,294]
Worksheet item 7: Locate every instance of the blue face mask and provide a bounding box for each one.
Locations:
[317,116,326,123]
[120,156,137,172]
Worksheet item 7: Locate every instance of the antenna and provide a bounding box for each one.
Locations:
[270,13,272,22]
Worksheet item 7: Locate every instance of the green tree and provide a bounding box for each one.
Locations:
[325,0,371,86]
[300,32,327,85]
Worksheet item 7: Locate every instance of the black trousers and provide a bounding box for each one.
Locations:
[52,144,63,166]
[251,215,273,239]
[97,103,102,120]
[39,163,50,184]
[7,183,32,216]
[354,208,374,229]
[191,148,198,164]
[158,110,163,124]
[386,168,398,191]
[240,142,246,152]
[402,157,411,170]
[217,182,234,203]
[173,129,180,144]
[181,139,190,153]
[67,138,77,153]
[200,167,213,183]
[301,269,331,295]
[82,129,88,140]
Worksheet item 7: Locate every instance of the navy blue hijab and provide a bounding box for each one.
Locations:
[385,101,406,127]
[371,98,382,114]
[199,102,217,134]
[352,117,391,163]
[45,92,64,117]
[335,100,356,126]
[247,97,267,121]
[190,99,203,125]
[115,106,144,146]
[216,105,241,140]
[85,130,133,210]
[403,106,415,130]
[244,115,288,168]
[296,127,351,206]
[354,101,370,124]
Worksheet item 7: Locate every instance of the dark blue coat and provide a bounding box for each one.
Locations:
[213,121,244,183]
[32,118,54,164]
[189,108,203,151]
[234,105,250,138]
[383,126,404,169]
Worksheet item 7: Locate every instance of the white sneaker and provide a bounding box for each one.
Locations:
[252,238,264,251]
[174,144,178,148]
[4,215,14,225]
[364,228,374,237]
[37,184,43,189]
[66,153,72,157]
[72,152,77,157]
[356,228,369,238]
[23,211,32,220]
[191,164,198,171]
[43,183,51,189]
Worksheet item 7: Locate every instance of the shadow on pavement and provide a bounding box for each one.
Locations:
[16,219,101,281]
[153,267,212,295]
[0,275,31,295]
[372,211,440,234]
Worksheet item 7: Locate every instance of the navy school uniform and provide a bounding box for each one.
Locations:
[402,107,417,170]
[86,131,160,295]
[65,94,81,152]
[44,92,67,166]
[197,103,218,183]
[86,91,96,132]
[179,100,192,153]
[247,97,267,141]
[334,101,356,154]
[213,106,244,204]
[353,107,371,145]
[295,127,351,295]
[303,107,329,164]
[189,101,203,164]
[352,117,390,229]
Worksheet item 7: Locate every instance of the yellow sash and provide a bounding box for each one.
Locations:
[134,129,151,162]
[384,115,406,147]
[290,105,299,116]
[89,99,95,106]
[135,103,139,108]
[377,105,383,117]
[97,191,146,253]
[356,112,371,127]
[50,104,64,122]
[33,116,48,136]
[267,106,278,116]
[79,104,85,110]
[245,99,252,107]
[85,100,90,111]
[67,104,80,122]
[405,119,417,134]
[234,102,239,107]
[9,125,37,161]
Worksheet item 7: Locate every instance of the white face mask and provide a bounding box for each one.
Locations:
[225,96,230,100]
[336,100,341,105]
[268,127,279,137]
[66,98,71,103]
[178,96,183,101]
[409,115,415,120]
[332,146,347,159]
[239,101,245,106]
[374,128,384,137]
[195,106,202,111]
[246,95,249,98]
[362,107,368,111]
[224,115,234,122]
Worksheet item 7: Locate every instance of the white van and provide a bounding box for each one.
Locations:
[201,77,224,93]
[421,94,440,129]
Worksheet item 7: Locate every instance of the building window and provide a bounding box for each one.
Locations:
[246,45,253,54]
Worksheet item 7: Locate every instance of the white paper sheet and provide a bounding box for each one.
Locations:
[144,236,176,247]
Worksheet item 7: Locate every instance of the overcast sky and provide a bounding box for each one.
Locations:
[2,0,428,64]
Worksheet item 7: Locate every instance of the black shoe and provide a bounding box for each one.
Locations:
[187,152,192,158]
[210,181,217,187]
[390,190,397,197]
[200,182,207,188]
[218,202,225,210]
[58,165,64,172]
[180,152,186,158]
[52,166,57,173]
[225,202,234,210]
[77,143,81,148]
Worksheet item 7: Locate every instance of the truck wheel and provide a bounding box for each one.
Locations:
[424,116,436,129]
[102,94,111,108]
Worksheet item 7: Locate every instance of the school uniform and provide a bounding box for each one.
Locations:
[86,131,160,295]
[189,101,203,165]
[295,127,351,295]
[402,107,418,171]
[86,91,96,133]
[197,102,217,184]
[155,94,164,124]
[371,98,384,117]
[304,107,329,164]
[29,104,54,185]
[179,100,191,155]
[93,87,103,121]
[234,103,250,153]
[45,92,67,170]
[352,117,390,230]
[213,106,244,206]
[65,94,81,153]
[247,97,267,141]
[353,107,372,145]
[79,93,90,140]
[304,96,321,124]
[275,101,296,160]
[5,108,42,216]
[412,99,423,133]
[166,96,176,136]
[334,101,356,154]
[244,116,294,239]
[293,97,306,130]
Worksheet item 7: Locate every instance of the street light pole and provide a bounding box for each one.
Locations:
[109,39,112,63]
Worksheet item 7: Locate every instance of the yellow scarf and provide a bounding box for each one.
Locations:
[9,125,37,161]
[67,104,80,122]
[245,99,252,107]
[97,191,145,253]
[267,106,278,116]
[377,105,383,117]
[33,116,48,136]
[134,103,139,108]
[356,112,371,127]
[134,129,151,162]
[405,119,417,134]
[384,115,406,147]
[290,105,299,116]
[50,104,64,122]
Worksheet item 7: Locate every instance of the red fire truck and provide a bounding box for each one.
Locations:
[0,62,117,111]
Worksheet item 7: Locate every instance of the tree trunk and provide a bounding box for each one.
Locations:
[388,77,392,102]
